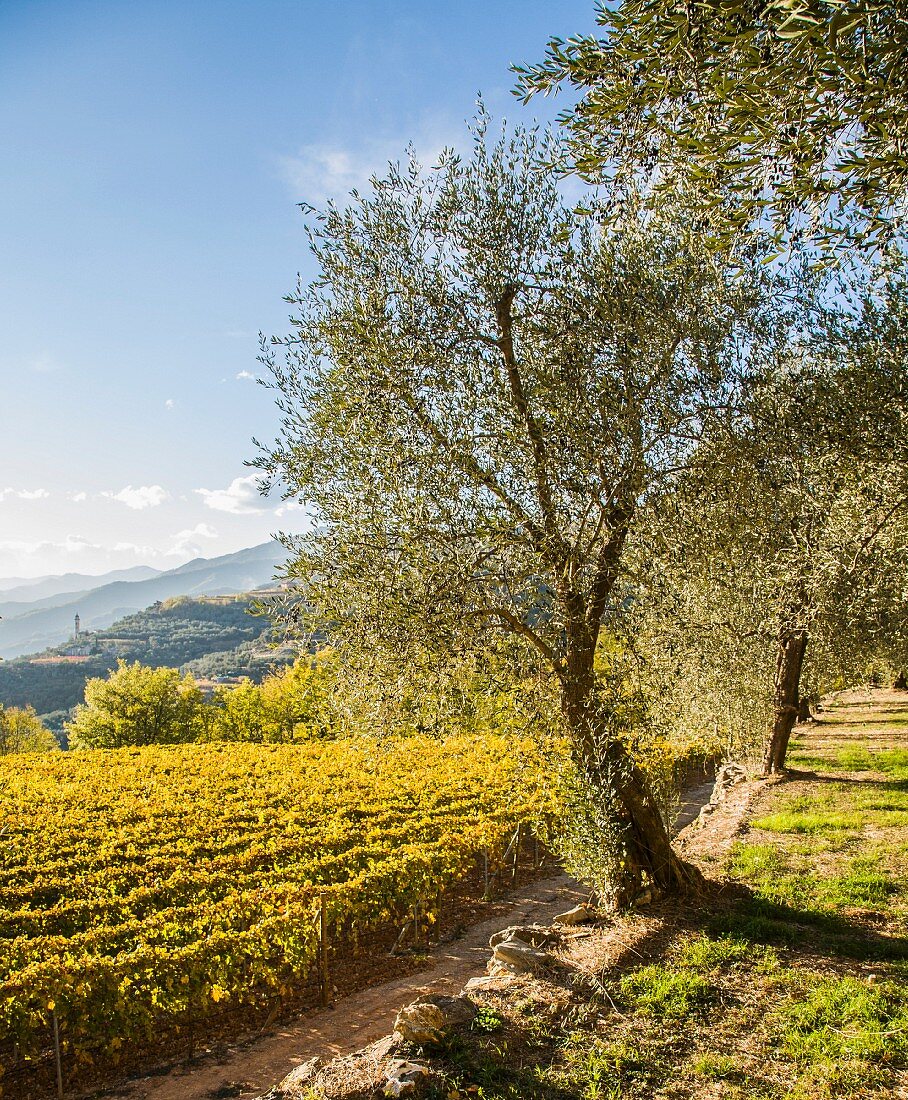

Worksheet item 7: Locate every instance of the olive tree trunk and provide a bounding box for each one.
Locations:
[762,628,808,774]
[561,672,703,906]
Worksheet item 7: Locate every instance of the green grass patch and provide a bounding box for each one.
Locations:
[751,809,864,834]
[773,973,908,1097]
[620,966,714,1019]
[691,1052,739,1080]
[789,744,908,779]
[728,843,900,915]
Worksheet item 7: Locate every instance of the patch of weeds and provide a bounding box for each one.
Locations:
[558,1035,650,1099]
[728,842,783,880]
[834,747,908,777]
[677,932,779,974]
[691,1052,739,1080]
[471,1005,504,1033]
[774,973,908,1097]
[620,964,714,1019]
[813,861,898,910]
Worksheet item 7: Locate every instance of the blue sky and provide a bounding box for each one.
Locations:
[0,0,595,579]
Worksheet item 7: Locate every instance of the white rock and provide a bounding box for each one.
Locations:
[492,940,551,973]
[489,924,559,949]
[279,1056,324,1096]
[553,903,593,925]
[393,995,476,1046]
[384,1058,429,1097]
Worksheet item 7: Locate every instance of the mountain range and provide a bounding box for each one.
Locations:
[0,542,287,659]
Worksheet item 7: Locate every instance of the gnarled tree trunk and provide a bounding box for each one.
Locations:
[561,673,703,907]
[763,627,808,774]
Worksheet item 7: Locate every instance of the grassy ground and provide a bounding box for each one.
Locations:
[397,689,908,1100]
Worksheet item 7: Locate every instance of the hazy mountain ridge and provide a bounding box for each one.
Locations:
[0,565,161,604]
[0,542,286,659]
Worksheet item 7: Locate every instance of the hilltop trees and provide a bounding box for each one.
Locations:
[67,661,206,748]
[256,122,782,903]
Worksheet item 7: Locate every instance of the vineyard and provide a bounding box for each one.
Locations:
[0,736,554,1094]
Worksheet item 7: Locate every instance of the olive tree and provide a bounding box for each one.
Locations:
[632,293,908,775]
[516,1,908,250]
[257,124,772,903]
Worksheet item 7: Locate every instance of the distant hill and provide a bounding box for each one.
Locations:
[0,589,297,721]
[0,565,161,605]
[0,542,286,659]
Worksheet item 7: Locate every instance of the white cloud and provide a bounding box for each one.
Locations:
[195,474,266,515]
[69,491,88,502]
[0,534,100,555]
[280,145,371,201]
[30,353,59,374]
[278,127,452,204]
[235,370,259,381]
[103,484,170,510]
[0,487,50,501]
[164,398,175,409]
[275,499,306,518]
[167,523,219,557]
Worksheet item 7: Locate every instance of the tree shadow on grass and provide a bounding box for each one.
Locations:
[597,880,908,981]
[785,769,908,795]
[700,881,908,963]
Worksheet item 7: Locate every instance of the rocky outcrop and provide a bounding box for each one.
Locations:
[694,761,748,827]
[489,923,560,949]
[383,1058,431,1097]
[553,903,594,925]
[260,911,593,1099]
[393,994,477,1047]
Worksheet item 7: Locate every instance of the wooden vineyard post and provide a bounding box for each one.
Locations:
[482,849,489,897]
[511,823,521,883]
[318,892,330,1007]
[52,1012,63,1100]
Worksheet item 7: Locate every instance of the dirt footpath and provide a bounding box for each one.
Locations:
[102,874,587,1100]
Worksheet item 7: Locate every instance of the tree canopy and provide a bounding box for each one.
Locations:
[0,704,58,754]
[515,1,908,250]
[67,661,206,748]
[257,122,785,901]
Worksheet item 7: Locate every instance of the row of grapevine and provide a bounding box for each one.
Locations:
[0,736,555,1086]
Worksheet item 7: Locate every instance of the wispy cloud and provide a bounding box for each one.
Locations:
[30,353,59,374]
[167,522,219,557]
[278,123,455,205]
[0,487,50,501]
[275,498,306,519]
[164,398,175,410]
[103,484,170,510]
[235,370,259,382]
[69,491,88,503]
[0,534,100,555]
[195,474,266,515]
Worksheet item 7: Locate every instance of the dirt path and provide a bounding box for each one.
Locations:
[101,874,586,1100]
[95,777,722,1100]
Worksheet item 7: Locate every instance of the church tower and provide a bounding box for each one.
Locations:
[74,613,81,638]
